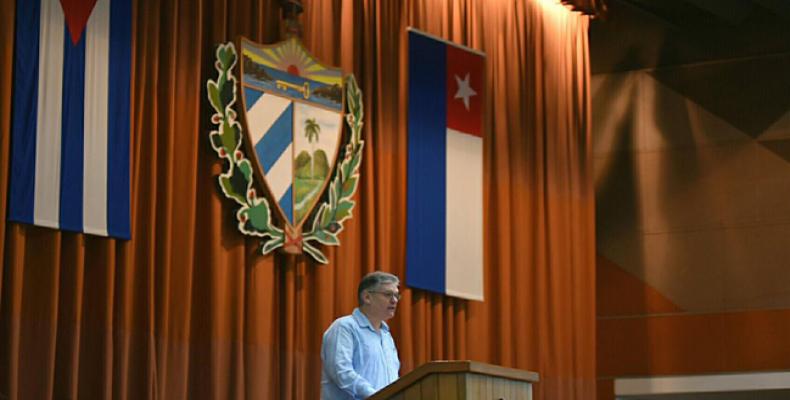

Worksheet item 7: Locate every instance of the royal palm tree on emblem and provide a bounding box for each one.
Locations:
[305,117,321,178]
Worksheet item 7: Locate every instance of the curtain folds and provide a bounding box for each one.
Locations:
[0,0,595,398]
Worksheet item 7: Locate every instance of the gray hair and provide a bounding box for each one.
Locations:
[358,271,400,305]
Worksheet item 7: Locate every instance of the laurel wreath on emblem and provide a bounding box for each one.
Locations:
[206,42,364,264]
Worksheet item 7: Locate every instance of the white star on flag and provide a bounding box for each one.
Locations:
[454,73,477,110]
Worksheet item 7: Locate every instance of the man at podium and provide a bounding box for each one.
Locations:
[321,271,401,399]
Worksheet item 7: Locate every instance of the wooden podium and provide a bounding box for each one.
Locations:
[368,360,539,400]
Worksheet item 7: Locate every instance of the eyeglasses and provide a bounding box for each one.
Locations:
[369,290,402,301]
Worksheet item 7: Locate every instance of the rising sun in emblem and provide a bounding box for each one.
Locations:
[241,37,342,86]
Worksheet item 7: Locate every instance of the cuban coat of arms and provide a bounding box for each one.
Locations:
[207,37,364,264]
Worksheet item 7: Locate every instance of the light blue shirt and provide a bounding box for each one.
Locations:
[321,308,400,399]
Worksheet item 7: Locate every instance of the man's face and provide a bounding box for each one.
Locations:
[366,282,400,321]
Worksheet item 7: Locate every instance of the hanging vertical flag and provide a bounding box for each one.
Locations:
[406,29,485,301]
[8,0,132,239]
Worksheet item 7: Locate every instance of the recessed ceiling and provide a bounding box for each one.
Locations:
[589,0,790,74]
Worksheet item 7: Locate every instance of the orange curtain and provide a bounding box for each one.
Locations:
[0,0,595,399]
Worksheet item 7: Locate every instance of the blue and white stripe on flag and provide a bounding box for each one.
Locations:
[243,88,295,223]
[406,29,485,301]
[8,0,131,239]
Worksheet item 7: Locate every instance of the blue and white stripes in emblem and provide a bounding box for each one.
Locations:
[245,89,295,223]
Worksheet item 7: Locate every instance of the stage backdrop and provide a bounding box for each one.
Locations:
[0,0,596,399]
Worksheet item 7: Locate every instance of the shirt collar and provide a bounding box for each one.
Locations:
[353,307,390,333]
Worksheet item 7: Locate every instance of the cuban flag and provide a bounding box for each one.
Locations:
[8,0,132,239]
[406,29,485,301]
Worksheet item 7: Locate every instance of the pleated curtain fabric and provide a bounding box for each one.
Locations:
[0,0,595,399]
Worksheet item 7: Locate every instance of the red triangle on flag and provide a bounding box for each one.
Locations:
[60,0,99,45]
